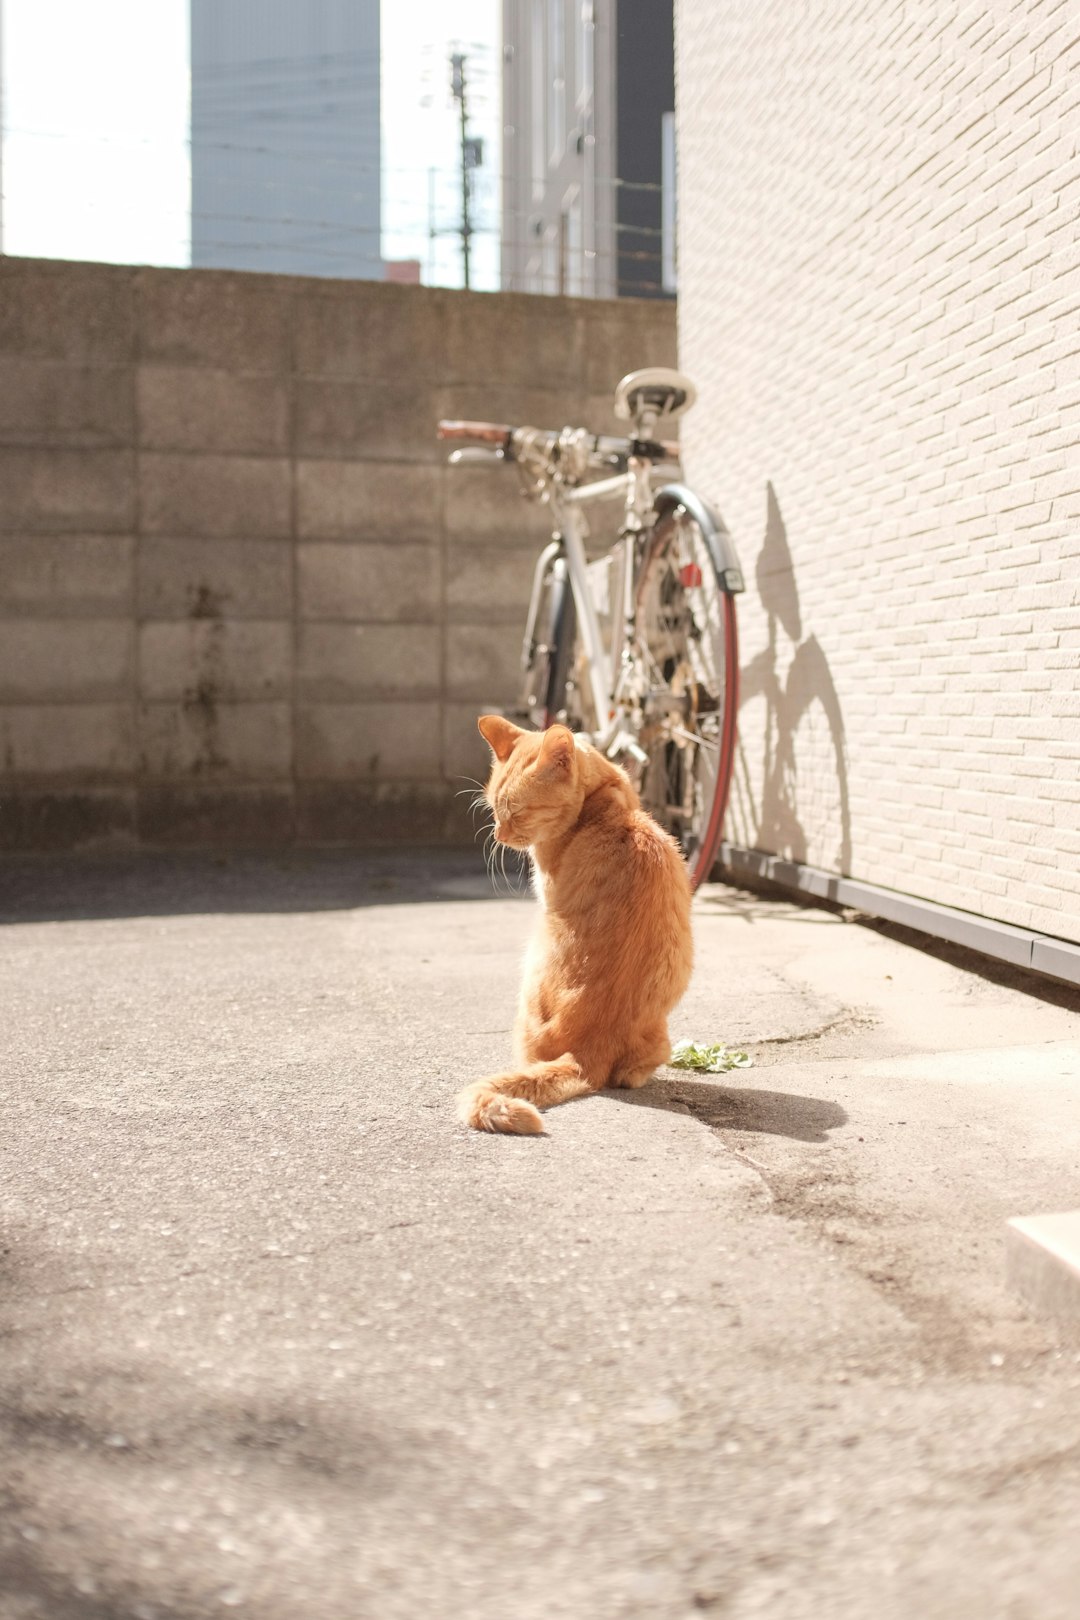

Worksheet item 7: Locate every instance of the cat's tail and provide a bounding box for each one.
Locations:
[457,1054,591,1135]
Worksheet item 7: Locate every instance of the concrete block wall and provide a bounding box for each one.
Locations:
[676,0,1080,945]
[0,256,675,850]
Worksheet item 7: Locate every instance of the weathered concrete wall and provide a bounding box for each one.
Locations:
[676,0,1080,946]
[0,257,675,850]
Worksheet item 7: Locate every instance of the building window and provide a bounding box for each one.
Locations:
[548,0,566,165]
[576,0,594,109]
[531,5,546,201]
[562,187,583,296]
[661,109,677,293]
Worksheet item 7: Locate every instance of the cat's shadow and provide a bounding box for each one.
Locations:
[603,1072,847,1144]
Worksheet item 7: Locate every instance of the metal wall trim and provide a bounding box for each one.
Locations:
[717,843,1080,990]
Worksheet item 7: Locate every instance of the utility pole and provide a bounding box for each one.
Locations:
[0,0,5,255]
[450,51,478,292]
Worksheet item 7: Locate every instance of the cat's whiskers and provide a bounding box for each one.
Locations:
[483,827,501,891]
[479,820,528,898]
[462,779,493,810]
[508,844,529,895]
[455,776,496,849]
[456,785,492,821]
[456,781,494,853]
[498,840,510,892]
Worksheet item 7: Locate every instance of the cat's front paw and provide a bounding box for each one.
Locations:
[607,1067,654,1090]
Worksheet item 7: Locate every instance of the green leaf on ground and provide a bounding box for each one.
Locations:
[669,1039,753,1074]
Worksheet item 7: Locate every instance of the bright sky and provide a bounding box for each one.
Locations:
[382,0,500,289]
[0,0,500,289]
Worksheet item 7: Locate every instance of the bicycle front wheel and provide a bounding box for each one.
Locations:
[633,508,740,887]
[520,556,587,730]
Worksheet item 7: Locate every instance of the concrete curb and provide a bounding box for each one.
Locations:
[1006,1211,1080,1336]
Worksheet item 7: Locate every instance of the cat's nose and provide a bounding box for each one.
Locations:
[494,822,511,844]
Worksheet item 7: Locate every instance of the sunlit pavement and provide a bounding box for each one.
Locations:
[3,849,1080,1620]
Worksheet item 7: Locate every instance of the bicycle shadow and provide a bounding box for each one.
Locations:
[731,483,852,874]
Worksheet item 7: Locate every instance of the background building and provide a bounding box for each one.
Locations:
[677,0,1080,959]
[191,0,382,279]
[501,0,674,298]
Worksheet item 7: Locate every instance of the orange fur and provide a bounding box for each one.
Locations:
[459,717,694,1134]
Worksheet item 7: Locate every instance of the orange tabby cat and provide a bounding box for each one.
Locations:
[459,715,694,1134]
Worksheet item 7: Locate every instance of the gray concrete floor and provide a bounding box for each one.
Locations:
[2,849,1080,1620]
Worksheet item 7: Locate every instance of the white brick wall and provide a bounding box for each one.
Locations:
[677,0,1080,943]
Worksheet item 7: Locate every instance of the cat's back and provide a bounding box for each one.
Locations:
[572,800,692,1009]
[557,792,692,933]
[629,807,693,934]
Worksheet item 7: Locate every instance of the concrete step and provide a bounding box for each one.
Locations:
[1007,1210,1080,1335]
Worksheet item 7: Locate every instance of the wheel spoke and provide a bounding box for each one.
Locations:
[670,726,718,752]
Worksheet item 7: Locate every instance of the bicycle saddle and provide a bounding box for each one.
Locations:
[613,368,698,432]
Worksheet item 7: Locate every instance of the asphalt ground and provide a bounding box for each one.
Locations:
[3,849,1080,1620]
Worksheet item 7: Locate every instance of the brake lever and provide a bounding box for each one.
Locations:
[447,447,507,466]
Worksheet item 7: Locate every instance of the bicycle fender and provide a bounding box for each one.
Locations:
[653,483,746,594]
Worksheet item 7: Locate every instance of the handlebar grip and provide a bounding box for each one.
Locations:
[436,419,513,447]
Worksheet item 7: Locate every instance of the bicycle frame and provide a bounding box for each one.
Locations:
[521,458,657,753]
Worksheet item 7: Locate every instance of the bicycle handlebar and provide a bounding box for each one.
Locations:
[436,420,514,449]
[436,418,680,472]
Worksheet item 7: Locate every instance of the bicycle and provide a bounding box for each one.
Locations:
[437,368,746,889]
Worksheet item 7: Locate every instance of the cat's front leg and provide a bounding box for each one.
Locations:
[512,997,554,1065]
[512,924,551,1065]
[607,1023,671,1090]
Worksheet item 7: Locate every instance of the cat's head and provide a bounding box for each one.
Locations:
[477,716,587,848]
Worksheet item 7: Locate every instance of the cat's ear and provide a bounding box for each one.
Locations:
[478,714,523,762]
[537,724,575,775]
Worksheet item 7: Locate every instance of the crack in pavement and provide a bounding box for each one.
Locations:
[659,1073,1026,1378]
[746,1006,878,1048]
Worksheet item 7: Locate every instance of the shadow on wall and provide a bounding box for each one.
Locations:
[731,483,852,875]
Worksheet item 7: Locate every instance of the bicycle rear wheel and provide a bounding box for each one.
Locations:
[633,509,740,887]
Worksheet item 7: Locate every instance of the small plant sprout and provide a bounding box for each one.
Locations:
[669,1039,752,1074]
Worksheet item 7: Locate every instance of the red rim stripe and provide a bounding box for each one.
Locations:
[690,592,739,891]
